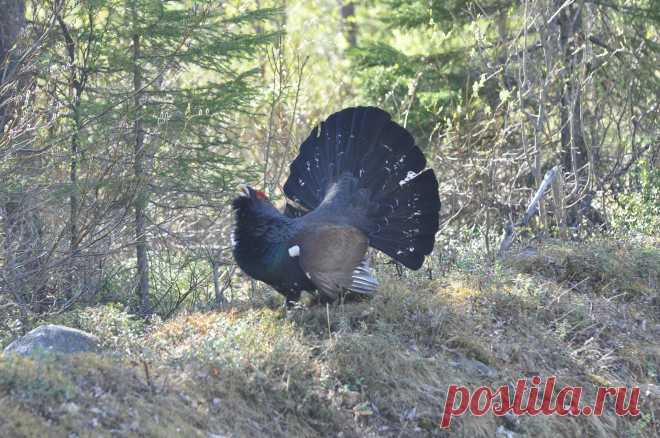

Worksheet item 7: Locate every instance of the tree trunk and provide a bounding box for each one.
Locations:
[0,0,26,132]
[1,0,48,315]
[211,260,225,309]
[68,99,81,298]
[131,4,150,316]
[557,1,588,180]
[339,1,357,48]
[56,11,82,299]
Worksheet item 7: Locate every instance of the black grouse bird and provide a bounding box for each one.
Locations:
[232,107,440,305]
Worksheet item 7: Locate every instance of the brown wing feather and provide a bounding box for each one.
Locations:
[295,224,368,300]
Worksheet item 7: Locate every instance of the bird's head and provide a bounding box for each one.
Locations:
[232,184,275,217]
[231,184,284,251]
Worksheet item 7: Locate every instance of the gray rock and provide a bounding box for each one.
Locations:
[3,324,101,357]
[450,357,498,378]
[501,411,521,431]
[496,425,518,438]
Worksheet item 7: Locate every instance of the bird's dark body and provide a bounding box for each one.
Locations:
[232,199,314,300]
[232,107,441,304]
[232,174,369,301]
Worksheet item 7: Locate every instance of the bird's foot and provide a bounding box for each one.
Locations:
[284,300,305,320]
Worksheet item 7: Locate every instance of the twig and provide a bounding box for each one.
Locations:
[498,166,560,255]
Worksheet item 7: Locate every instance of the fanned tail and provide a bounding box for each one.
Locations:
[283,107,441,270]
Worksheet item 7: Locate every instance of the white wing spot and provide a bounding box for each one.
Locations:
[288,245,300,257]
[399,170,418,186]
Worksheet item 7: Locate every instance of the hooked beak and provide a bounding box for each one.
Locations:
[238,184,251,198]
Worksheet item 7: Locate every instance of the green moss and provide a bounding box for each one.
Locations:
[0,356,77,408]
[0,404,57,437]
[503,238,659,324]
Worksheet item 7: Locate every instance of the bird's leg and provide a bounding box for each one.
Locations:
[284,290,302,310]
[283,291,305,320]
[316,292,335,306]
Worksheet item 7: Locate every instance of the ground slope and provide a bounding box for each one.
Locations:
[1,238,658,437]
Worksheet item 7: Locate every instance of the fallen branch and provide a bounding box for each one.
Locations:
[498,166,559,255]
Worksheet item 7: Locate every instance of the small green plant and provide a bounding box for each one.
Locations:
[610,160,660,236]
[630,411,654,437]
[77,303,145,354]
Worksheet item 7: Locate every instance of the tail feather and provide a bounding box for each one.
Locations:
[284,107,440,269]
[285,107,391,210]
[349,259,379,294]
[360,132,426,200]
[367,169,440,269]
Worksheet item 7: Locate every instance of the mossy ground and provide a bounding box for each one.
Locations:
[1,237,658,437]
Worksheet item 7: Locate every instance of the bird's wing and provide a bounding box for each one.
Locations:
[283,198,310,218]
[293,224,373,300]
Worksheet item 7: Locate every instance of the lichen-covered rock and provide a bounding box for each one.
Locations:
[3,324,101,357]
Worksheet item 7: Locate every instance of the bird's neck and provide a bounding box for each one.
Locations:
[232,206,294,271]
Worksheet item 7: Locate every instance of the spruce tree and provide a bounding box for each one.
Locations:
[31,0,279,315]
[348,0,492,142]
[103,0,278,314]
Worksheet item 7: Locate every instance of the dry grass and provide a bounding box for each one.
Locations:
[0,237,658,437]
